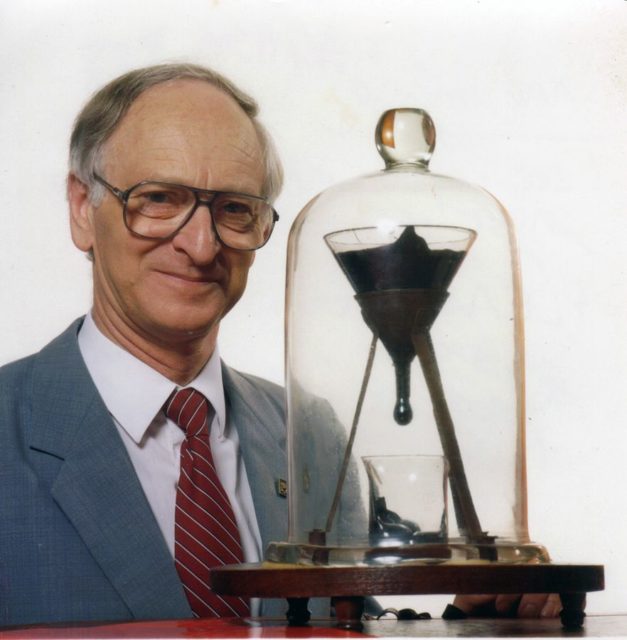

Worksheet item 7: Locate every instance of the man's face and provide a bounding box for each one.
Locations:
[75,80,264,347]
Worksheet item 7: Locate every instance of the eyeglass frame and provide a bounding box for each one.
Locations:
[92,173,279,251]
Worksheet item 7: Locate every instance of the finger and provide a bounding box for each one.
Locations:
[452,594,494,613]
[540,593,563,618]
[517,593,552,618]
[494,594,522,615]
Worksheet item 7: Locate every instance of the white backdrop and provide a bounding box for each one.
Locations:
[1,0,625,615]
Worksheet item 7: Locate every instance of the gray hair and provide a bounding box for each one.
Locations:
[69,62,283,204]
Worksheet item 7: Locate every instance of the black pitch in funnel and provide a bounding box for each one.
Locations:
[325,225,475,425]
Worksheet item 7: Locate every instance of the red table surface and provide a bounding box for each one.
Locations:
[0,618,367,639]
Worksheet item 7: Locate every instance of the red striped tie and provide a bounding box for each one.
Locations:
[165,387,249,618]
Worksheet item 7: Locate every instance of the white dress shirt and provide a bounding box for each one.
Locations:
[77,314,263,593]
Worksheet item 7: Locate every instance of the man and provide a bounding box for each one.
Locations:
[0,63,558,627]
[1,63,293,626]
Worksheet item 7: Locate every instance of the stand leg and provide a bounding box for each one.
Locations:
[559,592,586,630]
[412,331,484,542]
[286,597,311,626]
[324,334,378,534]
[332,596,365,631]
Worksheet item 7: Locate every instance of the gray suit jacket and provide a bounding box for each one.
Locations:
[0,319,328,626]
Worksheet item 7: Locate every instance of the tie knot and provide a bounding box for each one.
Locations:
[165,387,210,438]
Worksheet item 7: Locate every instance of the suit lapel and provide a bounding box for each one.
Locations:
[222,366,288,551]
[28,320,191,619]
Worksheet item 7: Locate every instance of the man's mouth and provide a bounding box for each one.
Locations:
[156,269,226,287]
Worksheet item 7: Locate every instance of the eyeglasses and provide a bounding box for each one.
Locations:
[93,174,279,251]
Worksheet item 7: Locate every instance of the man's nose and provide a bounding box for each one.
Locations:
[171,203,221,263]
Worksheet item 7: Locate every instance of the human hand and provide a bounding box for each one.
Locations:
[452,593,564,618]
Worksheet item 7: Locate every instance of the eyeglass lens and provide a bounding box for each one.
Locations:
[125,182,275,249]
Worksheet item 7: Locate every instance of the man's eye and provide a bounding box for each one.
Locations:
[222,200,253,216]
[139,190,179,205]
[146,191,170,203]
[131,185,190,207]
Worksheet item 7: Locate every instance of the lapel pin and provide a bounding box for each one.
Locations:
[276,478,288,498]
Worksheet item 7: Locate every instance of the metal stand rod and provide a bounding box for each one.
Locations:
[324,333,378,534]
[412,330,484,541]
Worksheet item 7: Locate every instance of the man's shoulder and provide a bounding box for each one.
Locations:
[0,351,35,385]
[221,364,286,430]
[0,318,85,400]
[0,320,84,459]
[226,366,284,398]
[0,354,36,432]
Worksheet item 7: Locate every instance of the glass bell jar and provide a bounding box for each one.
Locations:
[268,107,550,567]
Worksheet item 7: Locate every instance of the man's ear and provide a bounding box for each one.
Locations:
[67,173,95,252]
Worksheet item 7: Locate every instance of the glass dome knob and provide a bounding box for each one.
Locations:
[375,108,435,168]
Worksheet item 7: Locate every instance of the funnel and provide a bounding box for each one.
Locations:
[325,225,475,425]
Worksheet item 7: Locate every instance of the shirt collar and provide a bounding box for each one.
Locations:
[77,313,227,444]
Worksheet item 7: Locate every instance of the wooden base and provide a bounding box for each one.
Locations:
[210,562,604,631]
